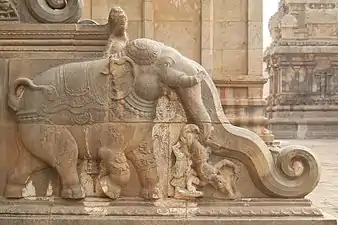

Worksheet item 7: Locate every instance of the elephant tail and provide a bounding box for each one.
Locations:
[8,78,40,112]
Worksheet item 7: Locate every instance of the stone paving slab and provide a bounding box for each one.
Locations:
[279,139,338,218]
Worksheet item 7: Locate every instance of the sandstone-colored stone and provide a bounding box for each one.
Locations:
[0,60,9,124]
[0,125,18,196]
[201,48,213,75]
[143,1,154,21]
[154,22,201,62]
[265,0,338,139]
[248,87,264,99]
[248,49,263,76]
[201,21,213,49]
[213,50,247,77]
[127,21,142,40]
[154,0,201,21]
[248,22,263,50]
[0,6,333,225]
[213,21,247,50]
[89,0,143,23]
[201,0,213,21]
[213,0,247,22]
[143,21,154,38]
[82,0,92,19]
[89,0,109,22]
[76,0,270,140]
[248,0,262,22]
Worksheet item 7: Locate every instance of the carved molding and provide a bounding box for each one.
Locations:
[0,198,324,218]
[307,3,336,10]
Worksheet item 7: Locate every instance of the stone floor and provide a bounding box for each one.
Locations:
[279,139,338,218]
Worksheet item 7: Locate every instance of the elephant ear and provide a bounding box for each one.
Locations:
[124,38,163,65]
[101,57,135,100]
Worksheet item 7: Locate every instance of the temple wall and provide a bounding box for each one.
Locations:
[265,0,338,139]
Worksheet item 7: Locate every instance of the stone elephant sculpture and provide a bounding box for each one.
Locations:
[5,38,213,200]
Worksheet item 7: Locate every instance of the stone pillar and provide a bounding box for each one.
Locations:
[265,0,338,139]
[81,0,272,142]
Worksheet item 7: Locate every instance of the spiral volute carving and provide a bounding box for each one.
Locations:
[25,0,83,23]
[275,145,321,195]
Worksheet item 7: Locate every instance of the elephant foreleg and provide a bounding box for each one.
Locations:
[5,143,48,198]
[126,142,160,200]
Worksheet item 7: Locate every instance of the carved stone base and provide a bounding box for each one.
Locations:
[0,198,336,225]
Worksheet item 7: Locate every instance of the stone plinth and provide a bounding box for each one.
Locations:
[0,198,336,225]
[264,0,338,139]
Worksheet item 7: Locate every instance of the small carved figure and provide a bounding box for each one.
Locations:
[171,124,241,199]
[104,6,129,57]
[171,139,203,199]
[0,0,17,19]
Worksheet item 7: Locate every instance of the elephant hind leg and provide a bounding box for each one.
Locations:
[126,145,160,200]
[98,147,130,199]
[20,125,85,199]
[5,143,48,198]
[51,128,84,199]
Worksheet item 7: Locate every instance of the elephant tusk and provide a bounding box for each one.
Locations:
[162,69,203,88]
[177,70,203,88]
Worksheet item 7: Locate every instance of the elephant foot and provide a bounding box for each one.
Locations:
[61,184,85,199]
[5,183,24,199]
[174,187,204,199]
[99,176,122,200]
[227,191,242,200]
[140,186,161,200]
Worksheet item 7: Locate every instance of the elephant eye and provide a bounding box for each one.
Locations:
[162,57,175,68]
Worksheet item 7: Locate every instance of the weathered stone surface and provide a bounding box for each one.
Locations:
[264,0,338,139]
[79,0,270,142]
[0,198,336,225]
[0,4,333,225]
[0,0,18,21]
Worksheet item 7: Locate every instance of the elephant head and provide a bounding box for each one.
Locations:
[116,38,213,140]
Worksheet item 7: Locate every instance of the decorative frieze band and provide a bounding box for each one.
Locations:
[307,3,336,10]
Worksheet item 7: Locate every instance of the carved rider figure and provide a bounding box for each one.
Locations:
[104,6,129,57]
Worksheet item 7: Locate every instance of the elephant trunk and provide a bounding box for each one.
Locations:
[160,67,202,88]
[177,83,213,141]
